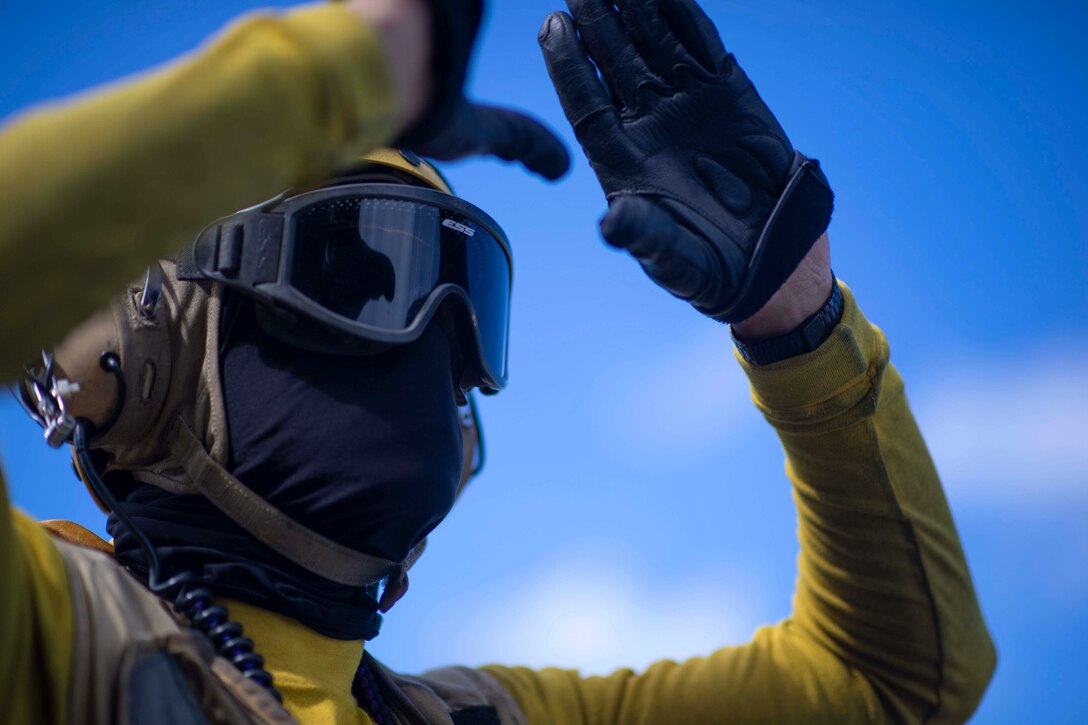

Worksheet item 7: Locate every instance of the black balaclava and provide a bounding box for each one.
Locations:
[110,293,464,639]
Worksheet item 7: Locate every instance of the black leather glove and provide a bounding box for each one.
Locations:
[538,0,833,322]
[399,0,571,181]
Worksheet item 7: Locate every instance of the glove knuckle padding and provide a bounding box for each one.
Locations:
[641,232,724,304]
[544,0,834,322]
[735,134,794,190]
[601,196,727,305]
[695,156,753,218]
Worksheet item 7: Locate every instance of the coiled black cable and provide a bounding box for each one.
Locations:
[13,325,285,702]
[56,359,283,702]
[354,658,393,725]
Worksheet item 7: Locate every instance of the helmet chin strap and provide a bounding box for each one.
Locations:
[166,419,411,590]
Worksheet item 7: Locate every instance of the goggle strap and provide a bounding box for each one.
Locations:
[175,245,204,281]
[184,213,285,287]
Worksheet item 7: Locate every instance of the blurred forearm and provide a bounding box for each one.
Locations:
[345,0,431,130]
[0,2,406,380]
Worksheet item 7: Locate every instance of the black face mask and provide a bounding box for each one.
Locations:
[111,294,464,639]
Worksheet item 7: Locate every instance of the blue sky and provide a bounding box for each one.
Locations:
[1,1,1086,722]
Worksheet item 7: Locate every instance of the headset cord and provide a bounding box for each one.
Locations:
[63,358,283,703]
[354,656,394,725]
[18,256,285,702]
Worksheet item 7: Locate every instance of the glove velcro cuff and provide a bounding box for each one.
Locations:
[709,153,834,323]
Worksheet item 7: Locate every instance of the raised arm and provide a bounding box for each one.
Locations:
[478,1,994,721]
[0,2,404,378]
[484,270,995,723]
[0,0,571,381]
[0,5,423,720]
[0,1,569,720]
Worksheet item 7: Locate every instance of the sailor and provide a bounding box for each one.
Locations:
[1,1,995,723]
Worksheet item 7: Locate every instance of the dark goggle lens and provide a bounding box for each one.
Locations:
[288,197,511,385]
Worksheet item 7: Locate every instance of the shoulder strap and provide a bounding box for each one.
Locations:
[56,541,297,724]
[56,540,185,724]
[359,653,528,725]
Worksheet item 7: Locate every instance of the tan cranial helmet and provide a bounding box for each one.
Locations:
[37,150,478,608]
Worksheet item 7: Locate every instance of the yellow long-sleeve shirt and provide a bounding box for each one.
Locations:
[484,287,997,723]
[0,3,996,724]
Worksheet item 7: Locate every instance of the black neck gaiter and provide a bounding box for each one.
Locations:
[110,295,464,639]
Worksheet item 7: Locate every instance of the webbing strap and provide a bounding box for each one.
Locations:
[174,245,203,281]
[168,421,404,588]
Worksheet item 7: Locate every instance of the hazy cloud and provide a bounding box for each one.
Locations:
[588,329,760,467]
[911,347,1088,508]
[447,548,766,675]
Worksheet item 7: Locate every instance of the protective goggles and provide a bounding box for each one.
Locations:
[187,184,512,393]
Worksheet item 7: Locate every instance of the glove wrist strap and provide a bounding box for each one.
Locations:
[709,153,835,323]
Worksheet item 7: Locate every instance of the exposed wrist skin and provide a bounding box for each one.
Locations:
[732,279,843,365]
[345,0,432,132]
[732,233,833,343]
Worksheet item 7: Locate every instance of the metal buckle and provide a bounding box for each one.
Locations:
[140,263,165,319]
[27,372,77,448]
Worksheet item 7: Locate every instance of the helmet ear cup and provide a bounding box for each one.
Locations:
[44,259,219,485]
[51,307,123,431]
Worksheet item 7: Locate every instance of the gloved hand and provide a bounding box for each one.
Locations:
[538,0,834,322]
[399,0,571,181]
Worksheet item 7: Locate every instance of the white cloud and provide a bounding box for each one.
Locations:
[911,348,1088,508]
[447,548,765,675]
[588,329,759,466]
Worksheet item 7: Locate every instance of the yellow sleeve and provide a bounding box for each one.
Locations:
[0,481,75,725]
[484,283,996,724]
[0,1,398,379]
[1,4,399,720]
